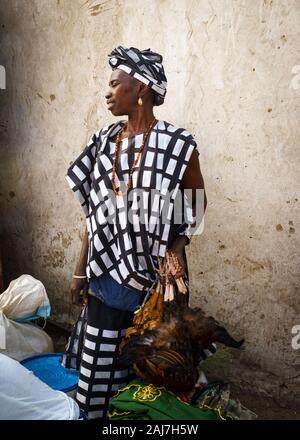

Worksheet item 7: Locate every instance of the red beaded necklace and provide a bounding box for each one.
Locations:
[111,117,156,196]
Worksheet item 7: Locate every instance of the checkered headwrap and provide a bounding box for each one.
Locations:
[108,46,167,106]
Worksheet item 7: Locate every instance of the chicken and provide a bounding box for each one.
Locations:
[180,305,244,365]
[120,299,244,396]
[120,309,197,394]
[124,281,164,338]
[120,251,244,397]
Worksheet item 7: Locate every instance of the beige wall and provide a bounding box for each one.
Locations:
[0,0,299,404]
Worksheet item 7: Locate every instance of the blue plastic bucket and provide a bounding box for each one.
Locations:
[20,353,79,393]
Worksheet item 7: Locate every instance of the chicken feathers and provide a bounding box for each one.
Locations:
[120,300,244,395]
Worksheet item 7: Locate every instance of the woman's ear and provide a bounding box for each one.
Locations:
[139,83,150,99]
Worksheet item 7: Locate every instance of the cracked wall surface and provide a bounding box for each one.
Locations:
[0,0,299,404]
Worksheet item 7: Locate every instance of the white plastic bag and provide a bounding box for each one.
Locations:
[0,274,51,321]
[0,275,53,360]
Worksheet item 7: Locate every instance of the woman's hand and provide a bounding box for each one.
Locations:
[167,236,188,277]
[166,249,186,279]
[70,277,88,306]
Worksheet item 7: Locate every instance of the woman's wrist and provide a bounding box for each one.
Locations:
[74,263,87,278]
[169,235,189,252]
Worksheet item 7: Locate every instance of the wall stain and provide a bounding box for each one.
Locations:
[231,255,270,274]
[42,249,66,269]
[0,120,8,133]
[51,231,73,248]
[276,224,283,231]
[244,256,266,271]
[224,156,234,162]
[83,0,114,16]
[37,93,51,105]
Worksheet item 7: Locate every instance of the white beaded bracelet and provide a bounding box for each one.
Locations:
[72,274,87,279]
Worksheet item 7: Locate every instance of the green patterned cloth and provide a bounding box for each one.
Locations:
[109,379,257,420]
[108,380,224,420]
[191,381,257,420]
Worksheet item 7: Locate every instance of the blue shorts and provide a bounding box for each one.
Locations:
[88,273,143,312]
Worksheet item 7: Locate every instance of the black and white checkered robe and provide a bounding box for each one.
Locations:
[66,119,198,293]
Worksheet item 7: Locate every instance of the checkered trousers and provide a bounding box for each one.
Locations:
[61,305,87,371]
[75,295,134,419]
[66,120,198,294]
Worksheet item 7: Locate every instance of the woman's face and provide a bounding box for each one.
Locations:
[105,69,139,116]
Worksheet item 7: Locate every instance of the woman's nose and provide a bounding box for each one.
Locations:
[105,89,112,99]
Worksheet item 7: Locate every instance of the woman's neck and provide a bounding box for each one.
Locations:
[124,108,156,137]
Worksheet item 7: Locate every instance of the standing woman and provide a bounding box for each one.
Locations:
[66,46,207,419]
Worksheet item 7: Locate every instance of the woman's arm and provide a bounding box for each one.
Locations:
[182,148,207,233]
[74,228,89,276]
[168,149,207,273]
[70,227,89,305]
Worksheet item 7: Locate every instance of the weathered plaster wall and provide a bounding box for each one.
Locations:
[0,0,299,404]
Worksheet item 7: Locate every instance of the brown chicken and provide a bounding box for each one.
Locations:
[120,251,244,397]
[119,299,244,396]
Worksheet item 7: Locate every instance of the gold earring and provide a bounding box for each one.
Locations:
[138,97,143,106]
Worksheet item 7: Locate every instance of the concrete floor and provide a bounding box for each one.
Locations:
[45,321,300,420]
[229,384,300,420]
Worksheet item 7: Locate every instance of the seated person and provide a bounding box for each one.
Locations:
[0,353,81,420]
